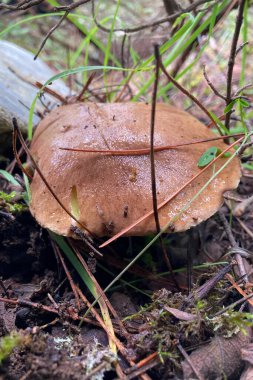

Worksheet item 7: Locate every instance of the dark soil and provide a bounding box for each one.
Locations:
[0,173,253,379]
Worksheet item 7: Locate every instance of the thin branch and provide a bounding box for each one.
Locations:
[210,292,253,318]
[0,296,58,315]
[35,82,66,103]
[235,40,248,57]
[236,217,253,240]
[182,263,233,308]
[219,210,248,282]
[176,341,205,380]
[69,241,129,339]
[150,45,161,234]
[54,0,91,11]
[70,226,103,257]
[234,82,253,96]
[76,286,128,359]
[92,0,217,34]
[0,0,45,11]
[158,58,223,135]
[151,46,180,290]
[203,65,226,100]
[34,12,69,60]
[75,72,96,102]
[52,241,81,310]
[225,0,246,130]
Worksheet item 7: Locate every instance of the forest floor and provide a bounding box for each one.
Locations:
[0,1,253,379]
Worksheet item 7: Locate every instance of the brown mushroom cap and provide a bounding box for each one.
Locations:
[29,102,241,238]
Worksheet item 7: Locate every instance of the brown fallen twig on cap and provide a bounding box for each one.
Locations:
[100,135,244,248]
[59,133,244,155]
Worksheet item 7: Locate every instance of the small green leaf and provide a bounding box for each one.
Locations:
[224,100,236,114]
[209,111,230,134]
[0,170,20,186]
[242,162,253,171]
[198,147,218,168]
[198,146,232,168]
[238,98,250,108]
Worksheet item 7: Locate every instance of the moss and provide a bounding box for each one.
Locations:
[0,191,27,214]
[0,332,29,364]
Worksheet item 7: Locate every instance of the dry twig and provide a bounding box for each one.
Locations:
[91,0,218,34]
[225,0,247,130]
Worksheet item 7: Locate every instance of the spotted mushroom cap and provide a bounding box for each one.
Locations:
[29,102,241,237]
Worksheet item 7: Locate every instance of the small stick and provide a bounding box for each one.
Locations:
[59,133,244,156]
[150,45,161,234]
[0,297,59,315]
[76,287,128,358]
[210,292,253,318]
[115,65,137,103]
[182,263,233,308]
[39,318,60,330]
[47,293,59,310]
[151,45,180,290]
[12,123,33,180]
[218,210,237,247]
[219,210,248,282]
[70,242,129,338]
[225,0,246,130]
[0,0,45,10]
[52,241,81,310]
[35,82,66,103]
[100,136,244,247]
[75,72,96,102]
[203,65,226,100]
[123,358,159,380]
[233,194,253,217]
[236,218,253,240]
[158,56,223,135]
[54,0,91,11]
[82,363,107,380]
[91,0,217,34]
[226,273,253,307]
[34,12,69,60]
[124,352,158,374]
[176,340,205,380]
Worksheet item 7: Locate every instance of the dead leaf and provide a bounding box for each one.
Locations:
[182,330,252,380]
[164,306,196,321]
[240,344,253,380]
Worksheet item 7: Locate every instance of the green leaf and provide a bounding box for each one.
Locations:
[224,100,236,114]
[198,147,218,167]
[243,162,253,171]
[238,98,250,108]
[51,234,117,353]
[0,170,20,186]
[209,111,230,135]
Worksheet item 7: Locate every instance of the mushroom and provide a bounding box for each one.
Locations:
[29,102,241,239]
